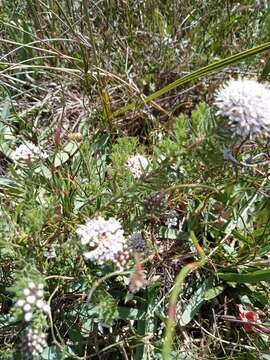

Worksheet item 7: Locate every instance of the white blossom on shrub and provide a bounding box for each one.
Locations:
[165,210,178,228]
[77,217,129,267]
[214,78,270,139]
[20,326,46,358]
[126,154,149,179]
[11,142,48,163]
[16,282,50,322]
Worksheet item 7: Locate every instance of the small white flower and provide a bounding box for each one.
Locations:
[26,295,36,304]
[42,304,50,313]
[28,282,36,289]
[214,78,270,139]
[23,288,31,296]
[165,210,178,228]
[24,312,32,322]
[11,142,48,163]
[126,154,149,179]
[43,247,56,259]
[77,217,127,266]
[36,289,43,298]
[23,303,32,312]
[36,299,44,309]
[16,299,25,307]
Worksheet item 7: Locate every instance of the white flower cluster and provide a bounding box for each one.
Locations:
[214,78,270,139]
[165,210,178,229]
[21,327,46,358]
[11,142,48,163]
[126,154,149,179]
[16,282,50,322]
[77,217,129,268]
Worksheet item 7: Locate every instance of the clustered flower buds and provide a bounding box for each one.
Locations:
[11,142,48,163]
[77,217,130,269]
[126,154,149,179]
[114,244,130,270]
[20,327,46,359]
[214,78,270,139]
[144,192,166,214]
[129,232,148,254]
[16,282,50,322]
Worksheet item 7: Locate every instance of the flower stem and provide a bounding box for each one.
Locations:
[162,232,206,359]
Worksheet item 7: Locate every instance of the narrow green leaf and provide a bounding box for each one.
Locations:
[218,269,270,283]
[117,306,146,320]
[179,277,221,326]
[112,42,270,118]
[204,285,224,301]
[1,97,10,123]
[0,177,24,195]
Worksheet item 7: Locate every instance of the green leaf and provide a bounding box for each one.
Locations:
[218,269,270,283]
[117,306,146,320]
[135,288,160,360]
[179,277,223,326]
[1,97,10,123]
[156,226,183,240]
[0,177,24,196]
[41,346,65,360]
[0,314,16,327]
[204,285,224,301]
[54,142,80,167]
[68,326,85,342]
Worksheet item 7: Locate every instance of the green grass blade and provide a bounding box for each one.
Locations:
[112,42,270,118]
[218,269,270,283]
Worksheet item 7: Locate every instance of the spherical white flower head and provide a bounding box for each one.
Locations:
[214,79,270,139]
[77,217,126,265]
[11,142,48,163]
[126,155,149,179]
